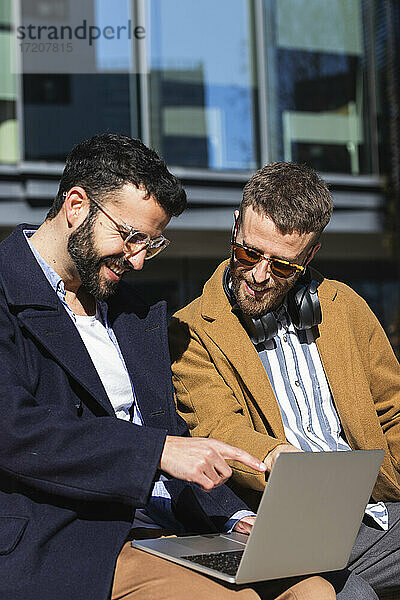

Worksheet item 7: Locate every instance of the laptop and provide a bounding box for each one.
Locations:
[132,449,384,584]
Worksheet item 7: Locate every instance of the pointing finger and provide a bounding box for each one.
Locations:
[215,441,267,473]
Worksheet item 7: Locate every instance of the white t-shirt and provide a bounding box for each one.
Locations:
[74,309,134,421]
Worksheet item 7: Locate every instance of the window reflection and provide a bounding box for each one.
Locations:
[21,0,136,162]
[23,74,132,161]
[265,0,372,174]
[148,0,258,171]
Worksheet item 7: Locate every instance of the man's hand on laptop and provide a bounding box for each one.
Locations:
[233,516,256,535]
[264,444,303,473]
[160,436,267,491]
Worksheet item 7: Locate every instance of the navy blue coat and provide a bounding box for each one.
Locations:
[0,226,248,600]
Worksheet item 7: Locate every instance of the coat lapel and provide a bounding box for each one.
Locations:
[0,225,114,415]
[201,262,285,439]
[315,284,369,448]
[18,306,115,415]
[1,227,173,423]
[108,296,172,430]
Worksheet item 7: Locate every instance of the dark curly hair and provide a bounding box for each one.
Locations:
[47,133,187,219]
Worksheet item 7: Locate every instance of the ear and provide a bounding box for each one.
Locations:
[305,242,321,265]
[64,186,90,228]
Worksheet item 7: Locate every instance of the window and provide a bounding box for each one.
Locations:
[148,0,258,170]
[21,0,138,161]
[264,0,374,174]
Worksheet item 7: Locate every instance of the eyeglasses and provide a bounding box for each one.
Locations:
[232,242,305,279]
[88,194,170,260]
[231,215,306,279]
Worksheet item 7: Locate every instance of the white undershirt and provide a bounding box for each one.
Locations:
[74,309,134,421]
[75,309,171,529]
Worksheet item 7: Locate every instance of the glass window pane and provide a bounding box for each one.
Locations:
[264,0,373,174]
[148,0,258,171]
[23,73,132,161]
[20,0,138,161]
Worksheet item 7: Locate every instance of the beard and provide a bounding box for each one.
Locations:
[229,255,299,318]
[67,211,129,301]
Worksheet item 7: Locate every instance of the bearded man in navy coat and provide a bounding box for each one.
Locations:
[0,134,349,600]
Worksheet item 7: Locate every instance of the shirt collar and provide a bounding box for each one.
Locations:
[23,229,108,319]
[24,229,65,297]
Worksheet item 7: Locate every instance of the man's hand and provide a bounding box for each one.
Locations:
[159,436,267,491]
[233,516,256,535]
[264,443,302,473]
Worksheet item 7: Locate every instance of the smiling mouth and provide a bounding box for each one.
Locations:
[244,281,272,295]
[103,258,129,278]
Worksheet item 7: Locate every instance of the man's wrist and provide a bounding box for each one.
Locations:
[224,510,256,533]
[263,441,287,463]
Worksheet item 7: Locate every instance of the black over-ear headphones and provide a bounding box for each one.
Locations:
[223,266,322,344]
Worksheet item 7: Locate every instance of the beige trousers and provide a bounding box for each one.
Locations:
[111,541,336,600]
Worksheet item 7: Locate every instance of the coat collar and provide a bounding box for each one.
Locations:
[0,224,61,309]
[314,283,370,448]
[107,290,173,428]
[0,226,115,414]
[0,226,170,422]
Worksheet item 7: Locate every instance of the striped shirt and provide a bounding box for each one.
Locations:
[255,304,388,530]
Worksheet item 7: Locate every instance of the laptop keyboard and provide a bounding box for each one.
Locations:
[181,550,244,576]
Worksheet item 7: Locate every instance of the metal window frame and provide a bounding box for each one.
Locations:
[254,0,270,166]
[362,0,380,175]
[10,0,25,163]
[132,0,150,145]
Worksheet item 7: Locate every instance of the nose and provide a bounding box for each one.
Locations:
[125,247,147,270]
[251,257,271,284]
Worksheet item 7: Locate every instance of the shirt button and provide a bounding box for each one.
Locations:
[283,334,287,342]
[294,380,300,387]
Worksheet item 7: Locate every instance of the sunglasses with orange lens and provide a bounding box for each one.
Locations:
[232,242,305,279]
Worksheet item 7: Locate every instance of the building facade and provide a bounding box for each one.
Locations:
[1,0,399,351]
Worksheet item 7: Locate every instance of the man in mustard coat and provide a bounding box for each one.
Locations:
[169,162,400,597]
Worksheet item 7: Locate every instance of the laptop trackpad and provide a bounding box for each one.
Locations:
[140,534,244,558]
[176,534,243,554]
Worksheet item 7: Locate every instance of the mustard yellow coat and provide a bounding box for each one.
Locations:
[169,261,400,509]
